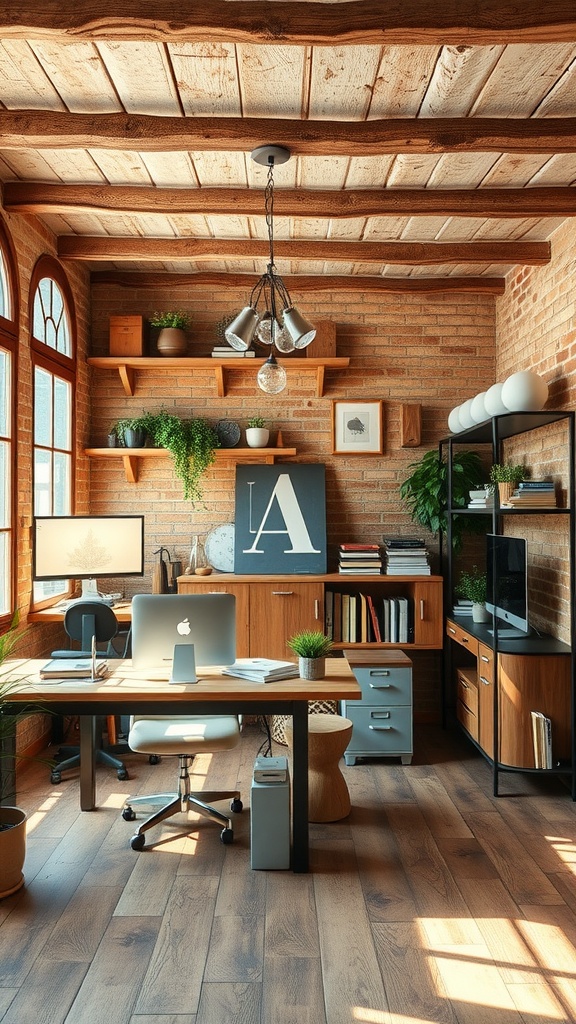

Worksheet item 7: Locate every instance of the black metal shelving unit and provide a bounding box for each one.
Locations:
[440,410,576,799]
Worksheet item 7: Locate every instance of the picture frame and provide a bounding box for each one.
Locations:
[332,400,383,455]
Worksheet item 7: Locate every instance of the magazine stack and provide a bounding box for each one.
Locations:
[382,536,431,575]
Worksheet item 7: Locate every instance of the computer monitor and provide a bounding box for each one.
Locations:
[131,593,236,682]
[33,515,144,600]
[486,533,529,638]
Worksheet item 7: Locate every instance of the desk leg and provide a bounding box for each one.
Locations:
[79,716,96,811]
[291,703,309,872]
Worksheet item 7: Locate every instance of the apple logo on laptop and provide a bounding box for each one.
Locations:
[177,618,191,636]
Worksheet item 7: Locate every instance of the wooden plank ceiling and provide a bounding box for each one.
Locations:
[0,1,575,291]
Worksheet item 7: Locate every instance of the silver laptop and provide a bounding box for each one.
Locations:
[131,593,236,680]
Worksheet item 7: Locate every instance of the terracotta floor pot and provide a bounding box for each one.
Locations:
[0,806,26,899]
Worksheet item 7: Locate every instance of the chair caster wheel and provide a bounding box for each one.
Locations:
[122,807,136,821]
[231,798,243,813]
[220,827,234,845]
[50,771,62,785]
[130,833,146,851]
[149,755,160,765]
[117,769,129,781]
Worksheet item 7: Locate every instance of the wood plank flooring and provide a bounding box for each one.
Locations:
[1,722,576,1024]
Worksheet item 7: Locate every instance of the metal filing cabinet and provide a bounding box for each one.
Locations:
[342,650,413,765]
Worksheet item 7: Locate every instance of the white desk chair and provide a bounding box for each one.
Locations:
[122,714,243,850]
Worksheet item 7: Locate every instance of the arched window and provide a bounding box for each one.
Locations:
[30,257,76,606]
[0,219,18,626]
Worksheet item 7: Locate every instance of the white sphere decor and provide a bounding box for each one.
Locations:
[484,382,508,417]
[470,392,488,424]
[458,398,476,430]
[501,370,549,412]
[448,406,462,433]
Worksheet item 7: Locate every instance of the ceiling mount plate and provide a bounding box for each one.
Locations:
[251,145,291,167]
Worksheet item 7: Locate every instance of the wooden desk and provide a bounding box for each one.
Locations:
[3,658,360,872]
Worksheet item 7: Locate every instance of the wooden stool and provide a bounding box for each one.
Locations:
[284,713,353,822]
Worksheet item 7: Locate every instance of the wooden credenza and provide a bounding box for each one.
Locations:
[178,573,443,661]
[446,617,571,768]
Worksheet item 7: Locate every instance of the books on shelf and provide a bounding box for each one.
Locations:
[501,479,557,508]
[222,658,299,682]
[338,542,382,574]
[530,710,553,768]
[325,588,413,643]
[382,536,430,575]
[211,347,256,358]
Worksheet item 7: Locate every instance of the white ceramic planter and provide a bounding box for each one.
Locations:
[472,603,491,623]
[246,427,270,448]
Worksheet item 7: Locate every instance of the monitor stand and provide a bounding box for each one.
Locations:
[170,643,198,684]
[487,626,530,639]
[77,578,105,601]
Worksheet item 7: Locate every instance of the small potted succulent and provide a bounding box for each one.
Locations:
[287,630,333,680]
[149,310,192,357]
[245,416,269,448]
[456,566,489,623]
[489,463,525,505]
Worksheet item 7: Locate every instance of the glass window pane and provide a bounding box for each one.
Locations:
[0,441,8,528]
[53,452,71,515]
[34,366,52,446]
[33,578,67,603]
[0,248,10,320]
[33,277,71,356]
[34,449,52,515]
[53,377,71,450]
[0,349,9,438]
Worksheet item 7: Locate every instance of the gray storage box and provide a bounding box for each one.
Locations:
[250,756,290,870]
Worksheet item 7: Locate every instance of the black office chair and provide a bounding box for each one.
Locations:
[50,601,130,784]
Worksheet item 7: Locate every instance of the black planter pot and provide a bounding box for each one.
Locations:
[123,427,147,448]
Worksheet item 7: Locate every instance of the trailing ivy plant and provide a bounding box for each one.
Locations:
[399,448,487,552]
[143,409,220,503]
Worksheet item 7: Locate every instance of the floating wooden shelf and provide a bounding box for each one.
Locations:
[87,356,350,398]
[84,446,297,483]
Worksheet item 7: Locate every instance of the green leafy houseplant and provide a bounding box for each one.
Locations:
[247,416,266,429]
[287,631,334,659]
[399,449,486,552]
[143,409,220,503]
[149,310,192,330]
[456,566,487,604]
[114,416,150,446]
[489,463,525,486]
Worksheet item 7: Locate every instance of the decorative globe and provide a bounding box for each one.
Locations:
[470,392,488,424]
[448,406,462,433]
[501,370,549,412]
[458,399,476,430]
[484,382,508,417]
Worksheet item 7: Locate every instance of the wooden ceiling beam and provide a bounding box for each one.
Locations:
[58,235,550,266]
[1,111,575,156]
[6,182,576,219]
[0,1,574,44]
[91,270,506,294]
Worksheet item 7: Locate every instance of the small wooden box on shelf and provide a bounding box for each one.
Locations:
[109,315,145,356]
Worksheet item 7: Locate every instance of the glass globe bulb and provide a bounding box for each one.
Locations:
[274,324,296,353]
[257,356,287,394]
[255,314,275,345]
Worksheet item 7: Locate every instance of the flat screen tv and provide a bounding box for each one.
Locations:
[486,533,529,637]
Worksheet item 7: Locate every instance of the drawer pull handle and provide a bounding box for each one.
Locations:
[370,712,390,719]
[479,676,490,686]
[369,683,391,689]
[460,681,469,690]
[448,627,456,635]
[369,670,390,677]
[369,725,392,731]
[461,637,469,644]
[272,591,293,596]
[481,655,490,663]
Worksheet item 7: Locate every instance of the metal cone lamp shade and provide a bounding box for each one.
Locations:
[282,307,317,349]
[224,306,259,350]
[257,352,287,394]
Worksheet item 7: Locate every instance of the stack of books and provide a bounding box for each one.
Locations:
[468,488,494,509]
[222,658,299,682]
[382,536,431,575]
[504,480,556,508]
[530,710,553,768]
[211,346,256,358]
[338,543,382,575]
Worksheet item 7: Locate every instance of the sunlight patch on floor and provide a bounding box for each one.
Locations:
[25,792,63,832]
[547,835,576,870]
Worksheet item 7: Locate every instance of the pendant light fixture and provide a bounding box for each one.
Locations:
[224,144,316,394]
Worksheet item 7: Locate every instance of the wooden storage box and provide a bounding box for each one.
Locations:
[109,315,145,356]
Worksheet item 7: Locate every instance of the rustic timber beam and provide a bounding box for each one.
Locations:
[0,111,575,156]
[91,271,506,294]
[0,1,574,44]
[5,182,576,220]
[58,236,550,266]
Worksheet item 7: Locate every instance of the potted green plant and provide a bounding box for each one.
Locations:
[246,416,269,448]
[456,566,490,623]
[0,613,44,898]
[399,449,487,553]
[287,630,333,680]
[143,409,220,503]
[489,463,525,505]
[149,310,192,357]
[114,416,149,448]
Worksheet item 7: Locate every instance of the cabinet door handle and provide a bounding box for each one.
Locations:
[272,591,293,596]
[480,655,490,663]
[479,676,491,685]
[461,637,469,644]
[420,600,425,620]
[315,599,320,620]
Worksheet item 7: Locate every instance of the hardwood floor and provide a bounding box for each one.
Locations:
[1,721,576,1024]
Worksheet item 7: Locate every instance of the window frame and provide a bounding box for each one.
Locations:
[0,217,18,630]
[30,256,77,611]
